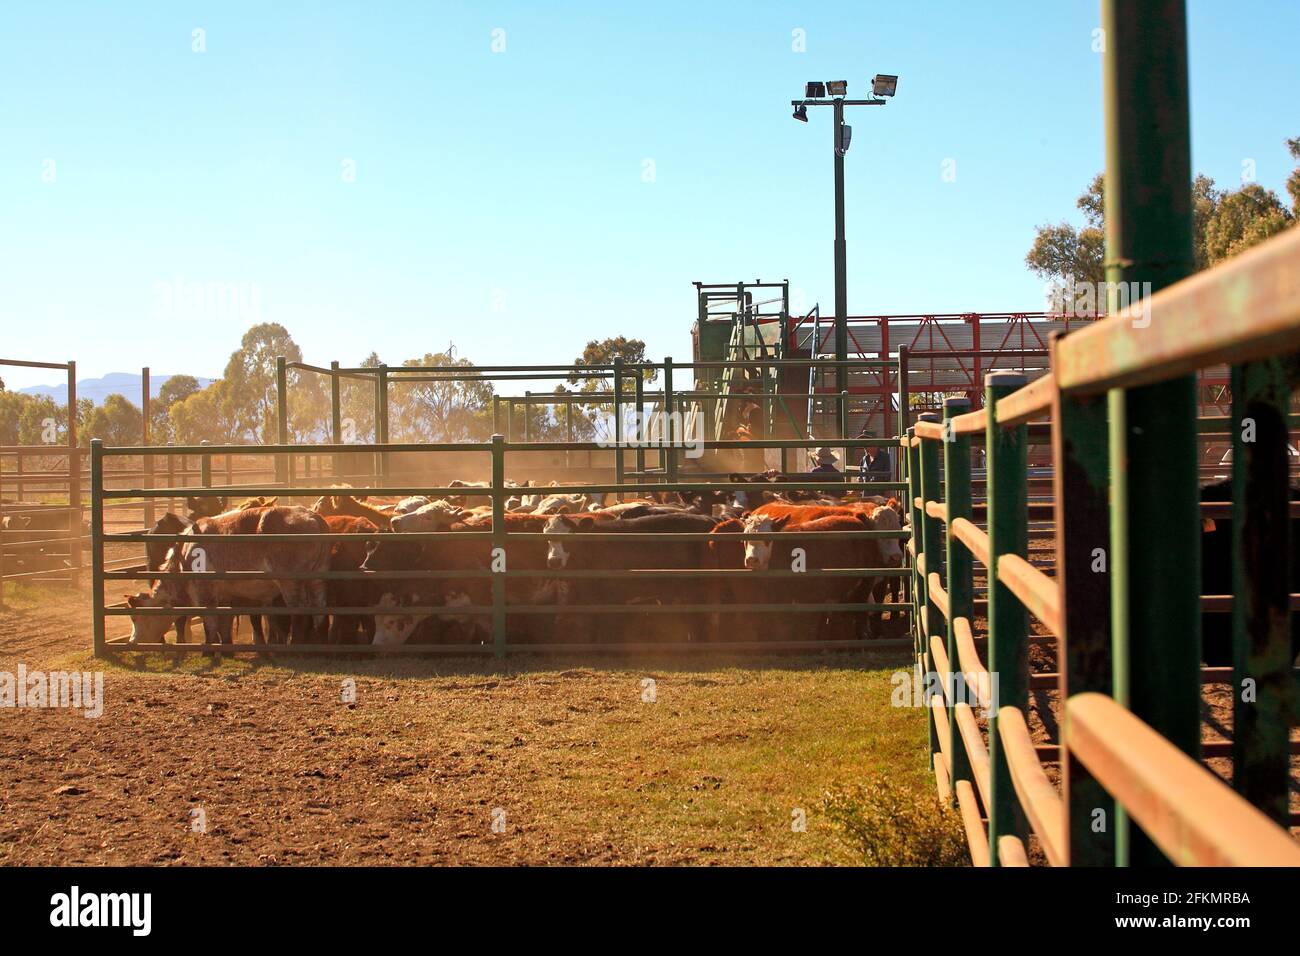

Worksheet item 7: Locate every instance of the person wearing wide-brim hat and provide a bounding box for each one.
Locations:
[856,430,893,482]
[808,446,841,474]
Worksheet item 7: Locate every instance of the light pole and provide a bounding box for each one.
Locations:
[792,76,897,433]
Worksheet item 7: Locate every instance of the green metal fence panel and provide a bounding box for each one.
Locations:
[1049,334,1116,867]
[985,371,1029,866]
[942,396,973,801]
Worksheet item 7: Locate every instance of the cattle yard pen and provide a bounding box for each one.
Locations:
[902,0,1300,867]
[88,356,914,657]
[0,359,336,594]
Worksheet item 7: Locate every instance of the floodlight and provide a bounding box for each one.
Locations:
[792,104,808,122]
[871,74,898,97]
[825,79,848,96]
[805,81,826,98]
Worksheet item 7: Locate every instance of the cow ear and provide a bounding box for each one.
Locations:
[1201,517,1217,532]
[773,514,790,531]
[124,593,139,607]
[576,515,596,532]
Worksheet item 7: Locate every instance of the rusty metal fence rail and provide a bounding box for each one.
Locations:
[905,224,1300,867]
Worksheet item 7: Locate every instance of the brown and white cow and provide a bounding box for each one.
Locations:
[126,506,330,645]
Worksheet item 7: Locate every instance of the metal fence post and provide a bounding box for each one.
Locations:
[664,357,677,484]
[376,365,389,484]
[330,360,342,478]
[917,413,943,771]
[985,371,1029,866]
[942,396,973,801]
[67,359,81,587]
[276,356,288,486]
[91,439,105,657]
[142,366,154,531]
[613,357,624,498]
[491,433,507,658]
[1050,335,1116,866]
[633,373,645,485]
[1103,0,1199,867]
[906,428,923,663]
[200,440,211,490]
[1230,358,1294,825]
[897,346,910,482]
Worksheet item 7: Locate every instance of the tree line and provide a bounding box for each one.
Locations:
[1026,135,1300,301]
[0,326,655,448]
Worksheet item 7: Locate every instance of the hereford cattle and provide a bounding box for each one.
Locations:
[126,506,330,645]
[321,515,381,644]
[706,510,885,641]
[542,511,719,642]
[185,496,230,520]
[1200,479,1300,667]
[363,506,633,644]
[312,494,396,530]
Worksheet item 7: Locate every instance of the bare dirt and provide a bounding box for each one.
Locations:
[0,581,924,866]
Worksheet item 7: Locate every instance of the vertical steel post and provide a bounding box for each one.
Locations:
[917,413,943,770]
[985,371,1029,866]
[634,373,645,485]
[664,358,677,484]
[491,433,506,658]
[91,439,105,657]
[942,396,973,801]
[613,358,624,498]
[1103,0,1199,868]
[1051,335,1116,866]
[275,356,288,486]
[66,360,81,586]
[897,346,910,482]
[1230,359,1294,825]
[833,98,848,428]
[200,440,211,490]
[141,366,154,531]
[906,427,923,663]
[330,360,342,479]
[376,365,389,484]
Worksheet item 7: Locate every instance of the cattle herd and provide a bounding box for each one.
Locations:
[123,475,908,647]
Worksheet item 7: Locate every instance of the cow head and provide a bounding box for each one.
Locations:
[741,513,789,570]
[185,495,229,520]
[372,592,426,645]
[868,504,904,566]
[543,513,594,569]
[124,589,175,644]
[393,495,433,515]
[391,499,468,533]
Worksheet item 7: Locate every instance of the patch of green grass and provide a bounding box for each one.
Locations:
[821,773,969,866]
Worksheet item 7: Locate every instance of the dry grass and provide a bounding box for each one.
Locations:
[0,583,929,865]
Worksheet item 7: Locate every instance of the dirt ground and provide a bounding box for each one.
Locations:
[0,581,926,866]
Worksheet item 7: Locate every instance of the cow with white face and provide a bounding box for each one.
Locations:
[740,513,789,570]
[393,495,432,516]
[390,499,468,533]
[543,513,574,569]
[868,502,903,567]
[373,592,426,645]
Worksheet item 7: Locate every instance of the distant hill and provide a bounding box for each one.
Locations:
[17,372,216,407]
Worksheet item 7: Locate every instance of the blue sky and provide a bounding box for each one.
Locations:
[2,0,1297,391]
